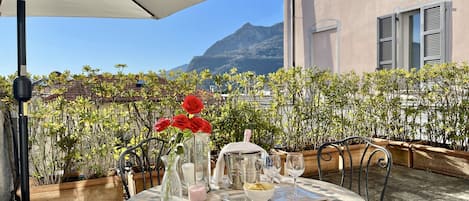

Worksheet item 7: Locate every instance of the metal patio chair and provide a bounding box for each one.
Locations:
[118,137,167,200]
[317,136,392,201]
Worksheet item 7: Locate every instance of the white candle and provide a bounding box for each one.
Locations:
[182,163,195,186]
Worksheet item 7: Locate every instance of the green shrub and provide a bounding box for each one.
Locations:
[0,63,467,185]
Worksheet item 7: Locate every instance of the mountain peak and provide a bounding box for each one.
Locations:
[202,22,283,57]
[185,22,284,75]
[241,22,253,28]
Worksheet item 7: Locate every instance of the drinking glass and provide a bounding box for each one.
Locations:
[263,154,282,182]
[262,155,274,182]
[286,153,305,196]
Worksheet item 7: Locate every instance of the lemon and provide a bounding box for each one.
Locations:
[244,182,274,190]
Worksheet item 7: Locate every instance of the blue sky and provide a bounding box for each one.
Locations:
[0,0,283,76]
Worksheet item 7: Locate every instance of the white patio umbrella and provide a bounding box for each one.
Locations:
[0,1,204,200]
[0,0,203,19]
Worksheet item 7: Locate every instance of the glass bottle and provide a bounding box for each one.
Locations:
[180,133,211,193]
[161,154,182,201]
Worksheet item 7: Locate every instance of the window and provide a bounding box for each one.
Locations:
[377,2,448,70]
[410,12,421,69]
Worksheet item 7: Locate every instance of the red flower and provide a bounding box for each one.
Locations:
[153,95,212,143]
[189,117,212,134]
[172,114,191,131]
[199,119,212,134]
[188,117,205,133]
[154,118,171,132]
[182,95,204,114]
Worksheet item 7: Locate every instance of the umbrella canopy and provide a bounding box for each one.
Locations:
[0,0,203,18]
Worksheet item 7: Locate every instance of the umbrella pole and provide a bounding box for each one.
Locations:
[14,0,31,201]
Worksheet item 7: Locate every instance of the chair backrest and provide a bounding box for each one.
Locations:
[118,137,167,200]
[317,136,392,201]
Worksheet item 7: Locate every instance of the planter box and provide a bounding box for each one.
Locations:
[129,170,165,195]
[387,140,413,167]
[341,143,388,169]
[274,141,389,178]
[411,144,469,179]
[274,140,468,180]
[273,149,330,177]
[274,147,342,177]
[304,148,339,177]
[381,140,469,179]
[29,176,122,201]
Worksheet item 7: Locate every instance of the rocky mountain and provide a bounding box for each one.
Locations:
[178,22,283,75]
[171,64,189,72]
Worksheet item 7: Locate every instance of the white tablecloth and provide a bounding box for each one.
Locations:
[128,176,365,201]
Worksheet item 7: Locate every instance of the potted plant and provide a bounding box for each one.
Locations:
[26,70,124,200]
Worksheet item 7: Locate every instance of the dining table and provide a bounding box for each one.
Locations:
[128,176,365,201]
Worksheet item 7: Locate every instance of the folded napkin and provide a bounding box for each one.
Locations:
[211,142,268,188]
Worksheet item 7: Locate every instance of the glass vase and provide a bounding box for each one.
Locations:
[161,154,182,201]
[180,133,211,193]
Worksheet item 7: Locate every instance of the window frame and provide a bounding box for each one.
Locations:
[377,2,449,70]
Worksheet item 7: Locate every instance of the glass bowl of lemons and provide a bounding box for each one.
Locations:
[243,182,275,201]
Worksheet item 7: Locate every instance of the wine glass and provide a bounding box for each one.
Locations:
[286,153,305,197]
